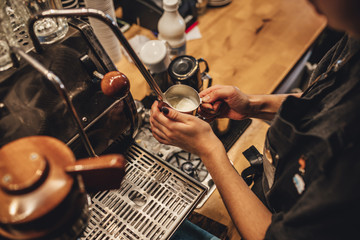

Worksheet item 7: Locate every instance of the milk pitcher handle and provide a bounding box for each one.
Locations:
[198,58,209,75]
[197,58,212,89]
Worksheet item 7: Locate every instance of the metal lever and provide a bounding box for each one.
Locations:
[27,8,166,102]
[10,46,97,157]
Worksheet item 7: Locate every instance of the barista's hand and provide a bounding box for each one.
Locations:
[150,101,223,158]
[199,85,251,120]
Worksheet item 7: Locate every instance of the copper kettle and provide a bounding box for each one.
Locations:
[0,136,127,240]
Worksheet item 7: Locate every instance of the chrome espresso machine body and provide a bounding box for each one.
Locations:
[0,12,207,240]
[0,18,137,157]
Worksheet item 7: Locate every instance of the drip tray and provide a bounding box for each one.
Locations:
[80,144,207,240]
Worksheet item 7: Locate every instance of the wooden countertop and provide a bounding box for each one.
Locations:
[115,0,326,239]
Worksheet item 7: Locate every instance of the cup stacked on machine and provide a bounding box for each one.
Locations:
[84,0,122,63]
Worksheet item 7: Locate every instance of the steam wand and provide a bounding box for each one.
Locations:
[27,8,166,102]
[10,46,97,157]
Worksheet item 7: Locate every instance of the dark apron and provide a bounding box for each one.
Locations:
[260,35,360,213]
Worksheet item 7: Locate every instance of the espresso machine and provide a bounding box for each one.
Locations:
[0,8,207,240]
[0,17,136,158]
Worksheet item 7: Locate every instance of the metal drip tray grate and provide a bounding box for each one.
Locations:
[80,144,207,240]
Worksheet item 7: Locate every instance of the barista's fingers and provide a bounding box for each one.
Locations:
[150,100,161,116]
[200,85,239,104]
[160,106,193,123]
[200,86,228,103]
[150,101,169,125]
[199,85,222,98]
[151,127,169,144]
[149,114,169,138]
[213,100,224,110]
[199,100,226,120]
[200,102,216,112]
[198,104,217,120]
[150,108,182,143]
[201,101,224,113]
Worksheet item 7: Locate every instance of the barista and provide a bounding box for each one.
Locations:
[149,0,360,239]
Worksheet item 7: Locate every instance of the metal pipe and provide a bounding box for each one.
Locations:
[28,8,165,101]
[11,46,97,157]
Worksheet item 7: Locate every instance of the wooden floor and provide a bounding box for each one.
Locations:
[116,0,326,239]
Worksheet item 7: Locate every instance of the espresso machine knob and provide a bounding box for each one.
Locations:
[101,71,130,98]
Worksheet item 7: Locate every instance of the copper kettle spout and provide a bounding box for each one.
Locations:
[65,154,126,192]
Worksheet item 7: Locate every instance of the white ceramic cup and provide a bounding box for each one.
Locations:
[140,40,171,74]
[85,0,122,63]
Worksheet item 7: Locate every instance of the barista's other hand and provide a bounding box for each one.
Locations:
[150,101,223,158]
[199,85,251,120]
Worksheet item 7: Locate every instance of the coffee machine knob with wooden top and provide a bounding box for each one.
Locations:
[100,71,130,98]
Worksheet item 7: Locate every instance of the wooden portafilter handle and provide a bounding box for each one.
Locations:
[100,71,130,98]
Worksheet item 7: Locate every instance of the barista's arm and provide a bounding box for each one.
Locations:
[199,85,302,121]
[246,93,302,120]
[150,102,272,239]
[199,145,272,240]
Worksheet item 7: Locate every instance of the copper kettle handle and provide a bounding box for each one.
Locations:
[65,154,126,192]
